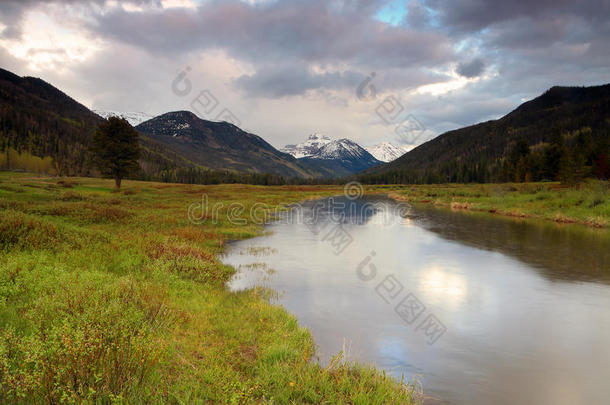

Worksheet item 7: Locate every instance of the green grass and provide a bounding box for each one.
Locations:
[373,181,610,228]
[0,173,416,404]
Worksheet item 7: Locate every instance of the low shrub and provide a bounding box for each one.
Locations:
[0,210,63,250]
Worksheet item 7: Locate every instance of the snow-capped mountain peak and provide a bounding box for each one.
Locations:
[365,142,409,162]
[93,110,154,127]
[281,132,332,158]
[302,138,382,174]
[279,132,384,175]
[313,138,368,160]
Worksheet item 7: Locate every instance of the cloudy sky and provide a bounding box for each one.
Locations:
[1,0,609,149]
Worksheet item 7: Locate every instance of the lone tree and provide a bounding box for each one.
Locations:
[91,116,141,189]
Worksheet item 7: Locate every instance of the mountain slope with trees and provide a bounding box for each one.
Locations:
[0,68,296,184]
[135,111,315,178]
[359,84,610,184]
[0,67,102,176]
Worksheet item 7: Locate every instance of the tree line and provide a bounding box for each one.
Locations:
[358,127,610,185]
[2,104,608,186]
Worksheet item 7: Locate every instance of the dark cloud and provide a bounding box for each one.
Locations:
[77,0,455,100]
[91,0,453,68]
[0,0,156,38]
[426,0,581,33]
[405,0,430,29]
[234,65,364,98]
[457,58,485,78]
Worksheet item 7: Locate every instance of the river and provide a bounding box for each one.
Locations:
[222,196,610,405]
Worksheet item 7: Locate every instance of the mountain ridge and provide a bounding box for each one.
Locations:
[359,84,610,183]
[135,111,315,178]
[281,133,384,176]
[0,67,297,183]
[300,138,383,177]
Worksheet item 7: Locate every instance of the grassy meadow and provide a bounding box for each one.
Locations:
[1,172,608,404]
[0,172,417,404]
[380,181,610,228]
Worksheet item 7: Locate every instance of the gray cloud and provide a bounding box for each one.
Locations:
[426,0,586,33]
[0,0,157,38]
[405,0,430,29]
[457,58,485,78]
[90,0,453,70]
[0,0,57,38]
[234,65,364,98]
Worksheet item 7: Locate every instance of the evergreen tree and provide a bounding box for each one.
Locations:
[91,117,141,189]
[542,132,565,180]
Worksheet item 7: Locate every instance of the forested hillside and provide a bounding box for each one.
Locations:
[135,111,315,178]
[359,85,610,184]
[0,68,290,185]
[0,68,102,176]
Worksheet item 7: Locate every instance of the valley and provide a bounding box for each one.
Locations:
[0,36,609,405]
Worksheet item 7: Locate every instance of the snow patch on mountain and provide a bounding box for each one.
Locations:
[281,133,332,158]
[94,110,154,127]
[365,142,410,162]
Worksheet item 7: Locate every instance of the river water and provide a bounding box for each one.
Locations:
[222,196,610,405]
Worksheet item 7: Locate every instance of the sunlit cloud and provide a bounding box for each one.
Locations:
[161,0,198,9]
[0,8,102,71]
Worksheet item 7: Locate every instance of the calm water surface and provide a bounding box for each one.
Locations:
[222,196,610,405]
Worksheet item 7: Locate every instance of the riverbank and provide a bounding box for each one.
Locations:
[375,181,609,228]
[0,173,417,404]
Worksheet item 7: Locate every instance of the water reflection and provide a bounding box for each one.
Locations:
[419,266,468,310]
[409,204,610,283]
[222,197,610,405]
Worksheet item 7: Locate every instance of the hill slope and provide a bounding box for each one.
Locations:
[0,67,304,183]
[135,111,314,178]
[0,67,212,180]
[361,84,610,183]
[0,67,103,175]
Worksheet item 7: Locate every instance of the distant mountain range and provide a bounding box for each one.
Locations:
[0,67,217,180]
[0,66,381,180]
[135,114,384,178]
[280,134,383,176]
[281,134,407,163]
[300,138,383,177]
